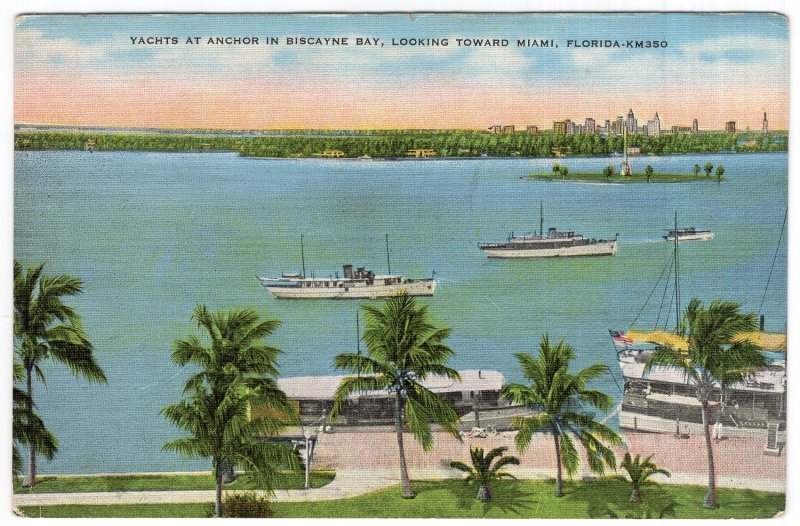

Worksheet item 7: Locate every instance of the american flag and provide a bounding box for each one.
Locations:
[609,330,634,346]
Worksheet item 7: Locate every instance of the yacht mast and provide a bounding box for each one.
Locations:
[385,233,391,275]
[301,234,306,278]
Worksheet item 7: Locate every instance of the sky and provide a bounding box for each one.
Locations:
[14,13,789,130]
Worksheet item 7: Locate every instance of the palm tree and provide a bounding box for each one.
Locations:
[645,298,765,508]
[502,335,622,497]
[552,162,560,176]
[450,446,520,503]
[716,165,725,181]
[559,165,569,178]
[704,162,714,176]
[620,453,671,503]
[331,294,461,499]
[13,261,107,487]
[645,165,654,182]
[694,164,701,177]
[603,166,614,179]
[12,361,58,477]
[162,305,300,517]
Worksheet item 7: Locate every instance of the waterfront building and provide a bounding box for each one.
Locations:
[626,108,638,132]
[692,118,699,133]
[274,370,527,430]
[84,138,98,151]
[553,121,566,134]
[604,119,611,131]
[763,112,769,133]
[526,125,539,134]
[502,125,515,133]
[564,119,575,134]
[726,121,736,133]
[671,125,693,134]
[585,117,596,134]
[489,124,502,134]
[407,148,437,158]
[646,113,661,137]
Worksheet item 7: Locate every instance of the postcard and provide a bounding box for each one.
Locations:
[12,12,787,519]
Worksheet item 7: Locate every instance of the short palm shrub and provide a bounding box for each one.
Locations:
[450,446,520,503]
[620,453,671,503]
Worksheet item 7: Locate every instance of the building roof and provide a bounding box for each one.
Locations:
[277,369,504,400]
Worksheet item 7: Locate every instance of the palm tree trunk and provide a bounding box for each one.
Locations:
[22,362,36,488]
[477,482,492,503]
[214,460,223,517]
[701,402,718,508]
[553,432,563,497]
[630,487,642,503]
[394,391,414,499]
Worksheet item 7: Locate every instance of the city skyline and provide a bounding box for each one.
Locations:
[15,13,789,130]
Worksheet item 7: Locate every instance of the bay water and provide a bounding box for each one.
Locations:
[14,151,787,474]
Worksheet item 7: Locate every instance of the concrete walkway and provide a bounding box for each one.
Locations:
[12,466,784,507]
[12,469,396,507]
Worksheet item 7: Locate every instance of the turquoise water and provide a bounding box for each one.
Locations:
[14,151,787,474]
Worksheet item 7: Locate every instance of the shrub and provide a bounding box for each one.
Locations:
[220,492,275,518]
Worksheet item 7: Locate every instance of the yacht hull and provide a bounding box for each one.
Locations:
[266,279,436,299]
[482,241,617,258]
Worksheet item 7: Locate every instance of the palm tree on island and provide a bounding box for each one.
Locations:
[13,261,107,487]
[645,165,654,182]
[645,298,765,508]
[502,335,622,497]
[162,305,300,517]
[331,294,462,499]
[704,162,714,176]
[694,164,701,177]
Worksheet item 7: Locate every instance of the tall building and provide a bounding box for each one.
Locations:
[553,121,566,134]
[626,108,638,132]
[605,119,611,131]
[526,125,539,134]
[763,112,769,133]
[564,119,575,134]
[612,116,625,135]
[725,121,736,133]
[646,113,661,137]
[692,118,699,133]
[585,117,596,134]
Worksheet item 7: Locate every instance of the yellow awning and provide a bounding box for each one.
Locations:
[732,332,787,351]
[627,330,786,352]
[627,330,688,351]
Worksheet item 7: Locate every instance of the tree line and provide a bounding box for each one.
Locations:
[12,261,770,516]
[15,130,788,158]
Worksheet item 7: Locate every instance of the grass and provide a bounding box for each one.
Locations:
[19,478,784,519]
[527,172,724,183]
[13,470,335,494]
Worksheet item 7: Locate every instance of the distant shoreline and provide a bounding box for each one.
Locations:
[15,129,787,158]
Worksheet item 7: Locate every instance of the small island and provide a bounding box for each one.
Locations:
[526,162,726,183]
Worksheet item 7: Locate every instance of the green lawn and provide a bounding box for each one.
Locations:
[13,470,335,494]
[19,478,784,519]
[527,172,723,183]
